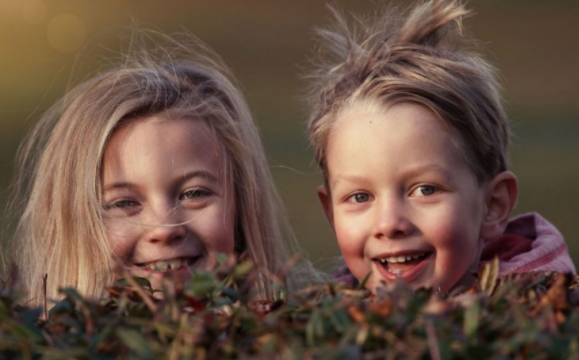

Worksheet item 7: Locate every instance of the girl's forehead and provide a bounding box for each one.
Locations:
[109,115,214,148]
[102,115,228,182]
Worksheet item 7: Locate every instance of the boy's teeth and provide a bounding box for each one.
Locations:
[379,253,426,264]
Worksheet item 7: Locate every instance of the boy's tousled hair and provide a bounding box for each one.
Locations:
[307,0,509,183]
[9,31,319,305]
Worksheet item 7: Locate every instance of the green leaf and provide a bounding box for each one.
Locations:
[115,327,153,359]
[464,302,480,339]
[115,276,152,289]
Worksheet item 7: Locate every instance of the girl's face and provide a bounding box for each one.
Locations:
[101,115,236,290]
[318,101,489,293]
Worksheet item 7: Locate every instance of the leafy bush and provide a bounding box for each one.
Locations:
[1,259,579,360]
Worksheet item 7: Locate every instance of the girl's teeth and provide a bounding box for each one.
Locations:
[156,261,169,271]
[144,259,187,271]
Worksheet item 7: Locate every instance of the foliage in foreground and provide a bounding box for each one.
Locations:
[1,258,579,360]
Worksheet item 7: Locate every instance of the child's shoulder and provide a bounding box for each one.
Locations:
[481,212,576,275]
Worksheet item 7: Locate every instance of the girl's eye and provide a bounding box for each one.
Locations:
[348,192,371,203]
[104,199,139,210]
[410,185,438,197]
[181,188,212,200]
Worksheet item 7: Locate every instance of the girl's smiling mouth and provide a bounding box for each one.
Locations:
[133,256,201,272]
[373,251,433,282]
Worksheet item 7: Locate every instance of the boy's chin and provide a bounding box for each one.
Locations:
[446,271,477,296]
[368,271,476,296]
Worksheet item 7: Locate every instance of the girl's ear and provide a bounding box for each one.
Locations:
[317,185,334,227]
[480,171,519,241]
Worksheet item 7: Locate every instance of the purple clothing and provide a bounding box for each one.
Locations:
[335,212,576,288]
[480,212,576,274]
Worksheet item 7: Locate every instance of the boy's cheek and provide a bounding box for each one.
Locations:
[333,217,367,250]
[334,220,368,272]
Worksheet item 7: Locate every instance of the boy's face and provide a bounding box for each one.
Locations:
[319,101,489,293]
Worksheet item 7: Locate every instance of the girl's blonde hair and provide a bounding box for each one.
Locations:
[307,0,509,183]
[9,32,317,305]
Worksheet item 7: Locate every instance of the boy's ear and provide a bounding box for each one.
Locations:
[317,185,334,227]
[480,171,519,241]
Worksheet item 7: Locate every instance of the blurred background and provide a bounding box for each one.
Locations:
[1,0,578,271]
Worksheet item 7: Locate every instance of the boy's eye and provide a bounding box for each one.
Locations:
[181,188,212,200]
[348,192,371,203]
[410,185,438,197]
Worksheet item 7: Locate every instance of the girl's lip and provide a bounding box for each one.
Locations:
[373,252,433,283]
[144,266,190,275]
[131,256,202,274]
[133,255,200,267]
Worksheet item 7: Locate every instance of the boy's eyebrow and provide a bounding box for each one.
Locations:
[103,170,219,192]
[330,164,453,188]
[331,175,367,188]
[402,164,453,180]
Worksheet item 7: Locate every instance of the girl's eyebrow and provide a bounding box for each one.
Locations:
[179,170,219,184]
[103,182,137,192]
[103,170,220,192]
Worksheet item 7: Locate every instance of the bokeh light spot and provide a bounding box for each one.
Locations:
[47,13,86,53]
[22,0,47,24]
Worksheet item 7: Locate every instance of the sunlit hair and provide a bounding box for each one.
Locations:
[307,0,509,183]
[9,31,319,305]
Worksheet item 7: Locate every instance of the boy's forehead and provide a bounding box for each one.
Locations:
[336,97,389,122]
[335,99,435,130]
[326,101,478,182]
[335,98,465,148]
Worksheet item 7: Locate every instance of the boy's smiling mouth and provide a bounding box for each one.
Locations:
[373,251,433,281]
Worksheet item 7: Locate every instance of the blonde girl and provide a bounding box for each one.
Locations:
[9,33,318,306]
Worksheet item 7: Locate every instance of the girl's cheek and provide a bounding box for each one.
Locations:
[106,222,139,258]
[203,229,236,256]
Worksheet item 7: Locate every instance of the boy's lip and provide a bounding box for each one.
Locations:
[372,250,433,283]
[371,249,432,261]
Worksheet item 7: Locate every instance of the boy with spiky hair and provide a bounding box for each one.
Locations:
[306,0,575,293]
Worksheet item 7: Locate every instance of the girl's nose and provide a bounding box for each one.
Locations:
[144,205,187,245]
[145,222,187,245]
[372,199,414,240]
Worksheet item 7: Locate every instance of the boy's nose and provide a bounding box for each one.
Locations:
[372,200,414,240]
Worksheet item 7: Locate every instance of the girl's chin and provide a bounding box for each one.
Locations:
[130,267,192,292]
